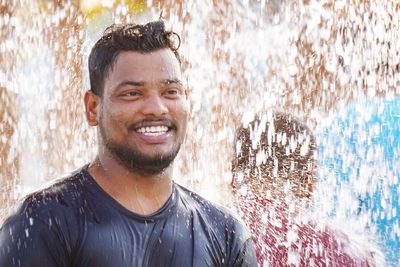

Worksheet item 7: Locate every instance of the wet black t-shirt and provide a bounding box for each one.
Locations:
[0,167,257,267]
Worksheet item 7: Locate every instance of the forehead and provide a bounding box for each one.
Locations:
[105,49,181,88]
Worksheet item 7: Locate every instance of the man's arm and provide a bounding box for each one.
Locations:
[225,216,258,267]
[0,207,70,267]
[231,237,258,267]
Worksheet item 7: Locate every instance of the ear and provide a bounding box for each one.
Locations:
[84,90,100,126]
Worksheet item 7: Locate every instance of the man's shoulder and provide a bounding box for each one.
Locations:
[26,167,85,205]
[175,184,248,229]
[3,166,87,225]
[174,184,257,266]
[0,167,90,266]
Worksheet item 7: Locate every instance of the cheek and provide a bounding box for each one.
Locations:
[100,106,130,132]
[173,100,190,123]
[168,101,189,137]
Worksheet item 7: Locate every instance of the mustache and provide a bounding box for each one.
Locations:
[128,119,177,131]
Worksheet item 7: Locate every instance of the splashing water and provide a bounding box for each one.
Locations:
[1,0,399,266]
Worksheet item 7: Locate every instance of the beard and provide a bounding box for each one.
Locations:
[99,120,182,176]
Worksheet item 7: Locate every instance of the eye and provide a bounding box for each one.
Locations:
[118,90,141,100]
[167,89,179,95]
[123,91,139,96]
[163,87,182,98]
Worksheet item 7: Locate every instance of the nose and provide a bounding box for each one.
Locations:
[141,94,168,117]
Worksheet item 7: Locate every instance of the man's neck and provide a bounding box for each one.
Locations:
[88,155,174,216]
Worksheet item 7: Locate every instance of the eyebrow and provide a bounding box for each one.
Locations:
[113,78,183,90]
[114,81,145,89]
[160,78,183,86]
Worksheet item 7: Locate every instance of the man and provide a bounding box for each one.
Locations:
[231,111,382,266]
[0,20,257,267]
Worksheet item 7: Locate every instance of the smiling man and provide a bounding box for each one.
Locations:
[0,21,257,267]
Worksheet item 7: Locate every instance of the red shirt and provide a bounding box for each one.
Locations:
[236,193,376,267]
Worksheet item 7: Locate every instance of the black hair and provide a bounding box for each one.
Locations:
[88,20,181,96]
[232,112,317,199]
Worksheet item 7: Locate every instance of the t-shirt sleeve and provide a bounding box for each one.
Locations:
[0,207,70,267]
[231,237,258,267]
[225,216,258,267]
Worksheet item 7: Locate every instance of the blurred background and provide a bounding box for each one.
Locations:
[1,0,399,264]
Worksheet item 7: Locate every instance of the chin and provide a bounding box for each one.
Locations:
[140,145,177,157]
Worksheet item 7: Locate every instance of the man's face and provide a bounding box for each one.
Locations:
[97,49,189,175]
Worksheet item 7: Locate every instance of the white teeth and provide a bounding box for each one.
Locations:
[136,126,168,135]
[143,132,164,136]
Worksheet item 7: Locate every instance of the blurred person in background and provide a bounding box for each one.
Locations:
[231,111,383,266]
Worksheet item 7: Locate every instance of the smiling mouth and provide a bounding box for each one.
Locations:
[136,126,169,137]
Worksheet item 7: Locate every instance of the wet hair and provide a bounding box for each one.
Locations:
[232,112,317,199]
[88,20,181,96]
